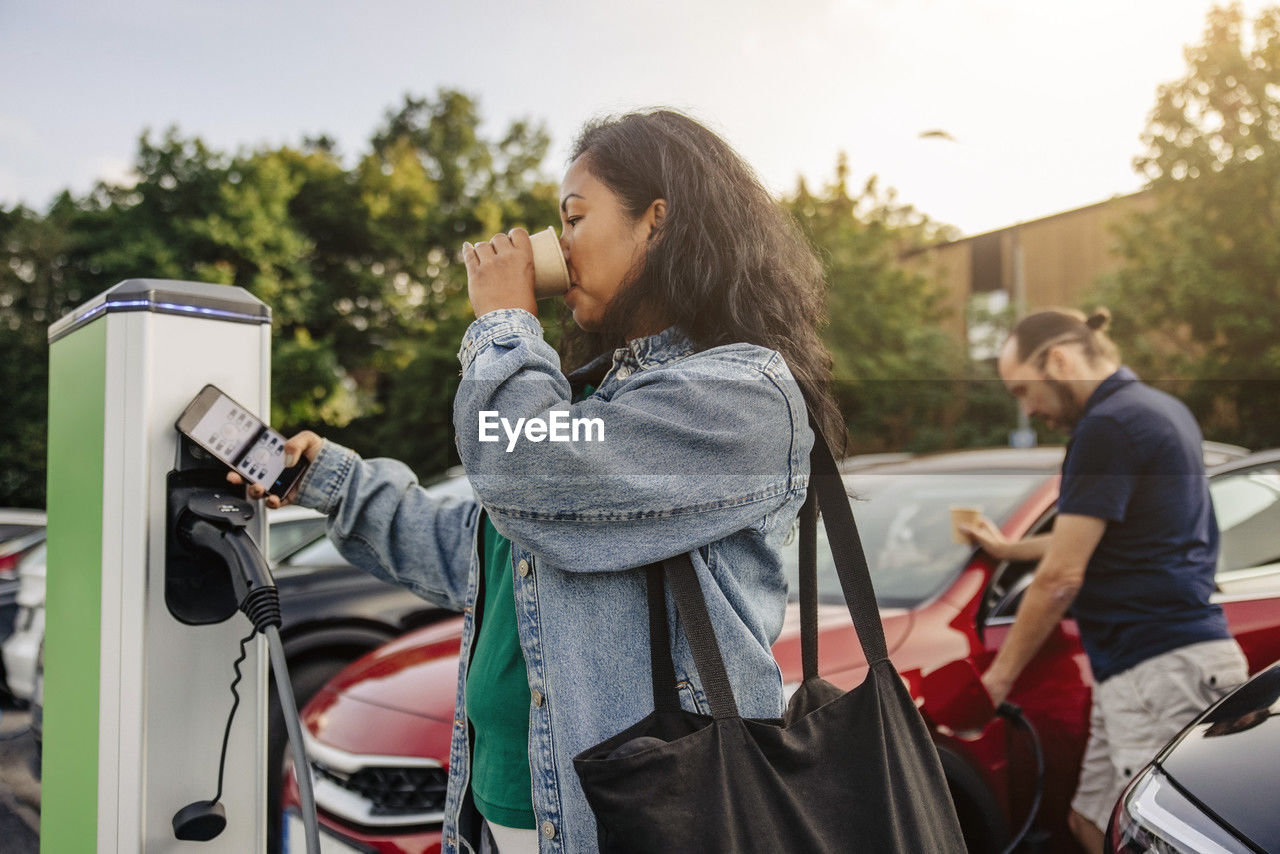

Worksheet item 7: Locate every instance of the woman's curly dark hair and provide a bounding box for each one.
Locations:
[561,109,846,451]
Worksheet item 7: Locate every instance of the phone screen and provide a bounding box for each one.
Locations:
[183,390,289,488]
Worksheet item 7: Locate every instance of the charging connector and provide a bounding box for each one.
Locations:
[177,491,275,612]
[169,489,320,854]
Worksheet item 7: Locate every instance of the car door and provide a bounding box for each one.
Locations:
[979,512,1093,852]
[1207,460,1280,672]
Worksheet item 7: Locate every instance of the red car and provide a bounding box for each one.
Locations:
[282,445,1280,854]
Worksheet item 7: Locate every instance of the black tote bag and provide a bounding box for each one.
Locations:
[573,424,967,853]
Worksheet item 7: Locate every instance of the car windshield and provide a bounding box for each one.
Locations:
[780,470,1047,608]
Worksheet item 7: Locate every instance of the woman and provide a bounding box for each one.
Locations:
[245,110,843,854]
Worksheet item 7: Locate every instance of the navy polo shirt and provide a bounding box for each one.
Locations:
[1058,366,1229,682]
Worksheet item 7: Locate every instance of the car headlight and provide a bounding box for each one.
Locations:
[1108,765,1251,854]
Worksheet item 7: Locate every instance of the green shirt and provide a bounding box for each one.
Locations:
[466,516,536,829]
[465,384,593,829]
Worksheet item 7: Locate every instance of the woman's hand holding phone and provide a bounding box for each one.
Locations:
[227,430,325,509]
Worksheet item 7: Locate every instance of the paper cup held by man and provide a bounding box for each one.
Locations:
[951,506,983,545]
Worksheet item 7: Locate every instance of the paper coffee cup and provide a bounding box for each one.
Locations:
[530,226,571,298]
[950,506,983,545]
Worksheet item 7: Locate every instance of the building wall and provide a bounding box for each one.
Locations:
[912,237,972,340]
[903,191,1154,350]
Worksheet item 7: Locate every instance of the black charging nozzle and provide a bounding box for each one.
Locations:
[176,491,281,633]
[170,489,281,842]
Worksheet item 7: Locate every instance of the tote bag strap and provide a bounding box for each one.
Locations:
[805,417,890,667]
[645,565,682,714]
[798,487,820,680]
[645,557,741,719]
[642,407,891,719]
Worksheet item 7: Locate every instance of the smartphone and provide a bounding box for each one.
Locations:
[175,384,310,499]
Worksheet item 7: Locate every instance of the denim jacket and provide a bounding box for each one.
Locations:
[295,308,813,853]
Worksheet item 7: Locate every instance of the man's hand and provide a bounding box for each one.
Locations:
[978,514,1105,714]
[961,516,1013,559]
[462,228,538,319]
[226,430,324,509]
[981,669,1013,709]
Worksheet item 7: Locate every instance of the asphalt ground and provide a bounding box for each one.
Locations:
[0,700,39,854]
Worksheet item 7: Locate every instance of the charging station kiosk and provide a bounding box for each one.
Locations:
[44,280,275,852]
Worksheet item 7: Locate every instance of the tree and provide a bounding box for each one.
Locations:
[323,91,559,475]
[0,198,86,505]
[1096,4,1280,448]
[0,89,559,506]
[784,156,1002,451]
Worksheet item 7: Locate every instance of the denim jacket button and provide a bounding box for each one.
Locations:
[615,366,632,379]
[518,559,531,577]
[541,820,556,840]
[532,688,544,707]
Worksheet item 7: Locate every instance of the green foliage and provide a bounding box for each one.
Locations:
[0,198,89,505]
[1095,4,1280,448]
[326,309,475,478]
[0,90,558,505]
[784,155,1007,452]
[2,93,1007,508]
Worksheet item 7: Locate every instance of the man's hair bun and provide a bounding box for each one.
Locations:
[1085,308,1111,332]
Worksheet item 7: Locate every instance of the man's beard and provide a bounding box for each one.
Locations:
[1044,377,1083,431]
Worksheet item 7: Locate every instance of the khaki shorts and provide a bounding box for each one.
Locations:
[1071,638,1249,831]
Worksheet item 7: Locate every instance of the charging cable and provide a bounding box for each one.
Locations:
[996,701,1045,854]
[172,493,321,854]
[210,628,256,808]
[266,623,316,851]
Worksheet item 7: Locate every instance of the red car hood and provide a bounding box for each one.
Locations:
[320,604,914,720]
[325,616,467,720]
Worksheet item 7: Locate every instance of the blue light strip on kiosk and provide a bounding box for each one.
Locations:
[69,299,268,328]
[48,280,271,344]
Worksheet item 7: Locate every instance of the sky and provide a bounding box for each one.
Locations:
[0,0,1270,236]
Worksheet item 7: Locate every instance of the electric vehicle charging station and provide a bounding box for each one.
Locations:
[42,279,306,853]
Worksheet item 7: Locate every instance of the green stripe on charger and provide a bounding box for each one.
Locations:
[42,321,106,853]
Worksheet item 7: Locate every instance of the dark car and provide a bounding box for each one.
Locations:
[7,495,463,851]
[283,444,1280,854]
[263,504,460,841]
[1107,662,1280,853]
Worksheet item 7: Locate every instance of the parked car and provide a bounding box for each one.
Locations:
[0,509,47,574]
[283,443,1280,854]
[1106,661,1280,853]
[0,508,46,694]
[1,540,46,703]
[2,497,462,850]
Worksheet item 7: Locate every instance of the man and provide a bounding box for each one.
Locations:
[963,307,1249,854]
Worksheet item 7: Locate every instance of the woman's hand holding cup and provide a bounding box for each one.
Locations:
[463,228,539,318]
[226,430,325,509]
